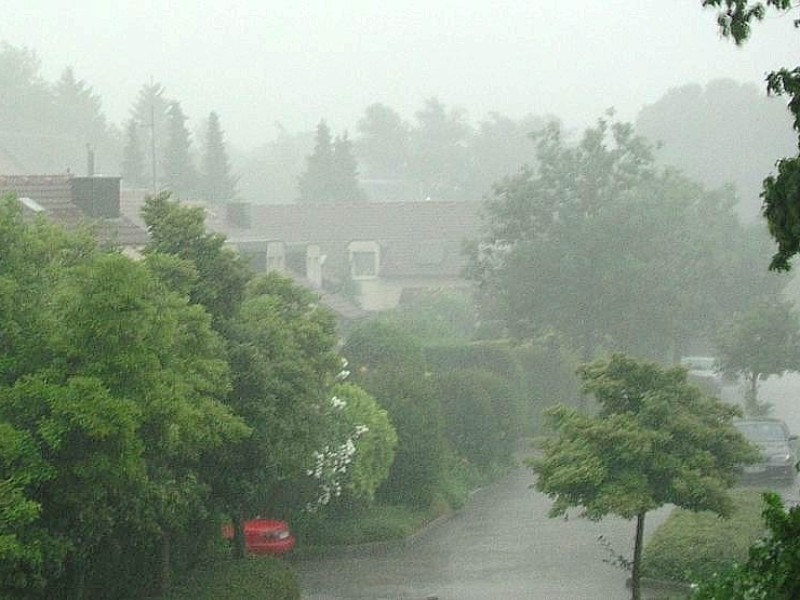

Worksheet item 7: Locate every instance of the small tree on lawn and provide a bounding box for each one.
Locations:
[716,299,800,416]
[530,354,757,600]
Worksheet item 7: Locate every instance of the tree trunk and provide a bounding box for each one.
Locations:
[232,512,248,560]
[630,511,646,600]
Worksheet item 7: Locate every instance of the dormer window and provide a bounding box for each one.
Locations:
[348,240,380,279]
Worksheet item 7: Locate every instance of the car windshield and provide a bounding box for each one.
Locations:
[736,422,787,442]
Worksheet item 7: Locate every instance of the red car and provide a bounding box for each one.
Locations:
[222,519,296,556]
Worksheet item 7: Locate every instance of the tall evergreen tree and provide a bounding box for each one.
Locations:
[332,132,366,202]
[162,101,198,198]
[131,81,170,190]
[298,121,365,203]
[201,111,237,203]
[297,120,335,203]
[122,118,147,188]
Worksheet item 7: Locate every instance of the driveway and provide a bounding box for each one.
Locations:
[295,458,672,600]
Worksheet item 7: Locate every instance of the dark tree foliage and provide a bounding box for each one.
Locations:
[201,111,238,204]
[702,0,800,270]
[298,121,365,203]
[162,101,198,199]
[694,492,800,599]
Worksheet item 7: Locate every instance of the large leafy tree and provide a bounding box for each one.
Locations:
[531,354,757,600]
[716,299,800,414]
[701,0,800,270]
[635,79,796,219]
[355,102,411,180]
[468,116,782,361]
[0,196,248,597]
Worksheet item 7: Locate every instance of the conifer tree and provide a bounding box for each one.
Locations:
[298,121,365,203]
[332,132,366,202]
[201,111,237,203]
[162,101,198,198]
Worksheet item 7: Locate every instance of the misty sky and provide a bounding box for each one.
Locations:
[2,0,797,150]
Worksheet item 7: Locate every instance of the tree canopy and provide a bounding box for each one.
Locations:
[468,116,783,361]
[531,354,757,600]
[702,0,800,269]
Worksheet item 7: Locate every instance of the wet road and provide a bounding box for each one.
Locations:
[295,456,671,600]
[295,375,800,600]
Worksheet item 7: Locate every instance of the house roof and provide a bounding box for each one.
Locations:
[207,201,484,279]
[0,174,149,248]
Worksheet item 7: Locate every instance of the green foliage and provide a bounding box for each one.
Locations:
[716,299,800,413]
[701,1,800,270]
[635,79,795,218]
[201,111,238,203]
[531,354,758,599]
[642,490,765,584]
[469,116,778,360]
[430,370,514,468]
[294,503,426,547]
[358,369,446,509]
[162,100,199,199]
[163,557,300,600]
[142,192,251,322]
[343,320,426,375]
[297,120,365,203]
[331,383,398,505]
[692,492,800,599]
[378,290,477,344]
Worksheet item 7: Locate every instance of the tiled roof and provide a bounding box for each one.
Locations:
[207,201,483,278]
[0,174,149,248]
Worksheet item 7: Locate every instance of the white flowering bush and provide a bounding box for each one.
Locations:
[305,381,397,511]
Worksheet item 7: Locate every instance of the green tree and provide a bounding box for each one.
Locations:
[142,192,250,323]
[468,116,782,362]
[297,120,335,203]
[716,300,800,415]
[210,273,342,556]
[409,97,472,200]
[635,79,795,219]
[530,354,757,600]
[297,121,365,203]
[130,81,171,190]
[331,132,366,202]
[201,111,238,203]
[355,102,411,180]
[701,0,800,270]
[162,101,198,198]
[693,492,800,599]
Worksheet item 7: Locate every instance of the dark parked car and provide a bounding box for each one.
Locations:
[734,418,798,482]
[222,519,296,556]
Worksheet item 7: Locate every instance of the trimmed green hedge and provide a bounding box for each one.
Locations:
[162,557,299,600]
[641,489,766,584]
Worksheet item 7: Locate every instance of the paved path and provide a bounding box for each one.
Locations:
[295,458,672,600]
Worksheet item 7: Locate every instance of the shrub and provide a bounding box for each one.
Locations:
[163,557,299,600]
[430,369,513,467]
[641,489,766,584]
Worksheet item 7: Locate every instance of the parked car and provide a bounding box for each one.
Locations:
[734,418,798,482]
[222,519,296,556]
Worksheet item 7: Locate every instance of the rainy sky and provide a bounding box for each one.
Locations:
[2,0,797,149]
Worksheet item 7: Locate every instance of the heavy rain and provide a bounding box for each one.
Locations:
[1,2,800,599]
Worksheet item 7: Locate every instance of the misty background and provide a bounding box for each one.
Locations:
[1,0,797,217]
